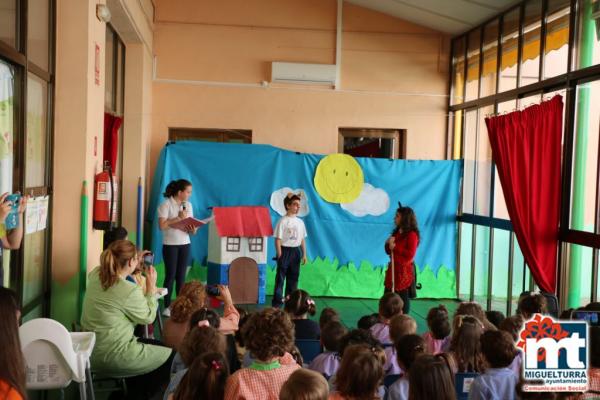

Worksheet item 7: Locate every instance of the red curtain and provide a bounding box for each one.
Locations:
[103,112,122,172]
[484,96,563,294]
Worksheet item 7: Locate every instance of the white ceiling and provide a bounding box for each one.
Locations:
[346,0,521,35]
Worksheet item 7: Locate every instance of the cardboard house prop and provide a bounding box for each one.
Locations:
[207,206,273,304]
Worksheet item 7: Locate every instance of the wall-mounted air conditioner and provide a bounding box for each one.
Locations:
[271,62,337,85]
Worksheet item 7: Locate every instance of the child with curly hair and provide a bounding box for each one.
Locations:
[225,308,300,400]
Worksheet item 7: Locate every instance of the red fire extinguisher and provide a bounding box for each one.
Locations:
[93,161,118,230]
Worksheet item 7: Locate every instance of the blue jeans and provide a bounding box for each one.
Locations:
[272,246,302,306]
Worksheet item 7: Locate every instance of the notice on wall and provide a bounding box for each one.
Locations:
[24,195,49,235]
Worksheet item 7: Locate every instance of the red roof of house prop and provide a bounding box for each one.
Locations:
[212,206,274,237]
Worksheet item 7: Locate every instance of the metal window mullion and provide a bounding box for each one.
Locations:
[462,35,468,105]
[496,14,503,95]
[517,2,525,87]
[470,224,477,302]
[487,228,495,311]
[456,221,462,299]
[539,0,548,81]
[507,231,515,315]
[567,0,577,73]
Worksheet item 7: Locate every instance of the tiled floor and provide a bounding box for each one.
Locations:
[235,296,461,335]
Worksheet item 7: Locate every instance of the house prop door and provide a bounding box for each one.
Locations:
[229,257,259,304]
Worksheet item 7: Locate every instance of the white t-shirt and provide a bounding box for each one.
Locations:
[274,215,307,247]
[157,197,193,245]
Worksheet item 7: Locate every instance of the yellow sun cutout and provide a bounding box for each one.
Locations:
[314,154,364,203]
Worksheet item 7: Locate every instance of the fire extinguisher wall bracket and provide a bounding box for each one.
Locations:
[93,163,118,230]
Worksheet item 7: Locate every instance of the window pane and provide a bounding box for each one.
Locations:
[475,106,493,216]
[544,0,570,78]
[473,225,490,306]
[574,0,600,70]
[462,110,478,214]
[27,0,50,71]
[570,80,599,233]
[451,110,463,159]
[491,229,510,314]
[519,93,542,108]
[23,229,47,305]
[0,60,15,194]
[105,27,115,111]
[520,0,542,86]
[451,37,466,105]
[0,0,17,48]
[26,73,48,187]
[568,243,594,307]
[493,100,517,220]
[459,223,473,300]
[466,29,481,101]
[499,8,520,92]
[481,19,499,98]
[511,234,526,313]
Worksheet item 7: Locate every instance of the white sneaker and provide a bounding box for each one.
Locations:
[162,308,171,317]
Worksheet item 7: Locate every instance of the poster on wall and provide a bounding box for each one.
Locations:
[25,197,39,234]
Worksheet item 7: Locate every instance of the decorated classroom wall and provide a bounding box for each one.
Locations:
[148,141,462,299]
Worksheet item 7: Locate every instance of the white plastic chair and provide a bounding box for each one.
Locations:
[19,318,96,400]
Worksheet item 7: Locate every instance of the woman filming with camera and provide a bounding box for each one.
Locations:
[81,239,174,399]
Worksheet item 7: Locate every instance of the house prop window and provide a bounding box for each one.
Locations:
[227,237,241,252]
[248,237,263,252]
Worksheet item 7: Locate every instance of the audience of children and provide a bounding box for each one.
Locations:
[0,287,25,400]
[328,344,386,400]
[171,352,230,400]
[280,368,330,400]
[468,330,519,400]
[284,289,320,340]
[225,308,300,400]
[386,314,417,375]
[357,313,380,331]
[499,314,525,376]
[518,292,548,319]
[370,292,404,344]
[485,310,505,329]
[319,307,341,329]
[409,355,456,400]
[388,334,426,400]
[445,315,487,374]
[422,304,451,355]
[309,321,347,378]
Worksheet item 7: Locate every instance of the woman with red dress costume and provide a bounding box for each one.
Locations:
[384,203,420,314]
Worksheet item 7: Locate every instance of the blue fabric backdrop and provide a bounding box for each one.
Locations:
[147,141,462,277]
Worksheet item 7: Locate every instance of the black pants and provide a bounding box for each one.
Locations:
[385,288,410,314]
[162,244,190,307]
[121,338,175,400]
[272,246,302,306]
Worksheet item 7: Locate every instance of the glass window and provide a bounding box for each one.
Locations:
[475,105,493,216]
[466,29,481,101]
[574,0,600,70]
[544,0,570,78]
[511,234,526,313]
[27,0,50,71]
[568,243,594,307]
[459,222,473,300]
[452,110,463,159]
[0,60,15,194]
[22,229,46,304]
[0,0,17,48]
[570,80,599,233]
[499,8,520,92]
[451,37,466,105]
[462,110,478,214]
[520,0,543,86]
[491,229,510,314]
[473,225,490,305]
[481,20,499,98]
[26,73,48,187]
[519,92,542,108]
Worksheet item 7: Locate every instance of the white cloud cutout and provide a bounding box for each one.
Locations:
[270,187,310,217]
[341,183,390,217]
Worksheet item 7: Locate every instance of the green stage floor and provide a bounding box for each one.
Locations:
[234,296,461,335]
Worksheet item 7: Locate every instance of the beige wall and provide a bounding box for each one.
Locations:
[51,0,153,324]
[151,0,451,183]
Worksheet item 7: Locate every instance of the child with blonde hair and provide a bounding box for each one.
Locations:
[280,369,329,400]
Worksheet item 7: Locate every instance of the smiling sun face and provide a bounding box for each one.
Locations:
[314,154,364,203]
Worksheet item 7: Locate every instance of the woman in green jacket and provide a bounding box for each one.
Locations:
[81,239,173,399]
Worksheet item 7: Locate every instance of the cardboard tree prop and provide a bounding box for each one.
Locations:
[207,206,273,304]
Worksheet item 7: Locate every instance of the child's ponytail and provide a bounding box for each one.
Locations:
[284,289,316,317]
[173,352,229,400]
